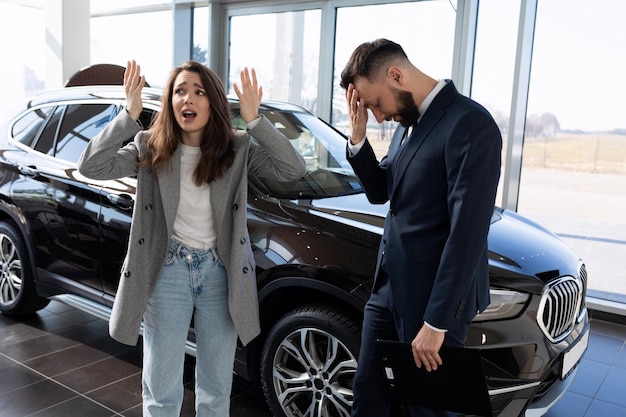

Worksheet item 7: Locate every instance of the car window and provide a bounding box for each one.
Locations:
[234,109,362,199]
[34,106,63,155]
[11,106,55,147]
[137,109,156,130]
[54,103,117,162]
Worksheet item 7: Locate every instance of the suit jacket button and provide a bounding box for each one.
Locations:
[138,238,144,245]
[124,271,131,277]
[233,203,239,211]
[243,267,249,273]
[240,237,246,244]
[390,209,396,216]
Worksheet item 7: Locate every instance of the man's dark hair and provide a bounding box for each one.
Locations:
[340,39,408,89]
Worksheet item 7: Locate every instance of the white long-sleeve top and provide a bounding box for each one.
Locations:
[172,143,216,250]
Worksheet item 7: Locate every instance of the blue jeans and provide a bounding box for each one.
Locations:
[142,239,237,417]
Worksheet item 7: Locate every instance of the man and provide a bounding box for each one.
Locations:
[341,39,502,417]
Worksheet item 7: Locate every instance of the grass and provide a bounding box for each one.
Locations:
[521,133,626,174]
[367,131,626,175]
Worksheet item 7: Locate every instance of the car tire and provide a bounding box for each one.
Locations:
[0,221,49,316]
[260,303,361,417]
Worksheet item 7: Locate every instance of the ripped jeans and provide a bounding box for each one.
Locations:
[142,239,236,417]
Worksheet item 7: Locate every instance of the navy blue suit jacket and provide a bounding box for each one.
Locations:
[348,81,502,337]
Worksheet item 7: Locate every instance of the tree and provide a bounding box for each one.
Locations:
[193,44,207,65]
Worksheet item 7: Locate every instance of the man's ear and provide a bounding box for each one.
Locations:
[387,66,403,86]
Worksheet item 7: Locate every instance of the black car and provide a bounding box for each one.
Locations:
[0,84,588,417]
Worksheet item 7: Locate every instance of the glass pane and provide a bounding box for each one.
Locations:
[90,10,172,88]
[332,1,456,159]
[0,3,45,118]
[56,104,117,163]
[12,106,54,147]
[473,0,520,206]
[228,10,321,113]
[519,0,626,299]
[232,106,360,199]
[193,6,209,65]
[90,0,162,13]
[35,107,63,156]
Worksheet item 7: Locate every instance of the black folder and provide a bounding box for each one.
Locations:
[376,340,493,417]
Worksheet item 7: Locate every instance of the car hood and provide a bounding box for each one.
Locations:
[300,195,580,284]
[487,208,581,282]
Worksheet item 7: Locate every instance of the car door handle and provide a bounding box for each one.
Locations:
[107,193,134,210]
[18,165,40,177]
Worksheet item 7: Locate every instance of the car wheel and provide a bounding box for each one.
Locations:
[0,221,49,316]
[260,304,361,417]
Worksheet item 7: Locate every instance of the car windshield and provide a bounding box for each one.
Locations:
[234,108,363,199]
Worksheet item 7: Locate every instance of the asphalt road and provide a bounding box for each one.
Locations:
[516,168,626,296]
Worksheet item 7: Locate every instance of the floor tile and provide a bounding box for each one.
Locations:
[616,348,626,370]
[543,391,591,417]
[0,331,80,362]
[54,355,141,394]
[120,404,142,417]
[0,353,15,370]
[0,379,77,416]
[85,373,143,413]
[589,319,626,340]
[1,301,626,417]
[55,325,134,357]
[567,359,610,398]
[594,367,626,407]
[584,399,626,417]
[0,363,45,395]
[27,395,117,417]
[0,323,48,348]
[21,312,84,334]
[23,344,112,378]
[584,332,624,366]
[231,390,273,417]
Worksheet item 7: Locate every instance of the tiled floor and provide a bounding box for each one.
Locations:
[0,301,625,417]
[0,301,271,417]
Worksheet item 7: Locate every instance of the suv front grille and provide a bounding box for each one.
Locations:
[537,275,583,343]
[577,263,588,322]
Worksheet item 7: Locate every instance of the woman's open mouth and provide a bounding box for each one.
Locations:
[182,110,197,121]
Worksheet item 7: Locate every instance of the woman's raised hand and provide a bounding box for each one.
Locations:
[123,60,145,121]
[233,67,262,124]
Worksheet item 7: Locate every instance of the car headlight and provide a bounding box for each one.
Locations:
[473,289,529,321]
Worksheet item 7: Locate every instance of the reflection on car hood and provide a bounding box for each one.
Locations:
[303,195,580,282]
[488,208,580,281]
[307,193,387,235]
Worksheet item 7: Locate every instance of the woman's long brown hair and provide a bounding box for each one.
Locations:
[140,61,234,185]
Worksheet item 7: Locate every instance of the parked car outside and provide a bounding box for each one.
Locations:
[0,83,589,417]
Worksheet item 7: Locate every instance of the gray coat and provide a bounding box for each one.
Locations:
[78,111,306,346]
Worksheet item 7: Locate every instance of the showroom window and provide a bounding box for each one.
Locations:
[193,6,209,65]
[331,1,456,159]
[0,2,45,119]
[91,0,161,12]
[227,10,321,114]
[472,0,520,205]
[91,9,172,88]
[518,0,626,299]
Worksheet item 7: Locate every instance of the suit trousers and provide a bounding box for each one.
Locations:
[351,268,462,417]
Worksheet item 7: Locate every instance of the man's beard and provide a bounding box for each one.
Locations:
[391,87,419,128]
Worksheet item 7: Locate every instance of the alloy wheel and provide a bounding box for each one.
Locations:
[0,233,22,307]
[271,327,356,417]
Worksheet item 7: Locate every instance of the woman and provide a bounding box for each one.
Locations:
[78,60,306,416]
